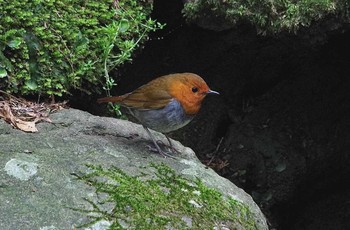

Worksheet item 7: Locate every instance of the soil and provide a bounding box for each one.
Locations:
[69,2,350,229]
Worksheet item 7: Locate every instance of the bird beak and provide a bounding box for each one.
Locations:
[207,89,219,95]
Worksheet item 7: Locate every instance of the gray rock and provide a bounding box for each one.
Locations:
[0,109,267,229]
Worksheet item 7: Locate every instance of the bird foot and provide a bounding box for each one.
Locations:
[163,137,181,155]
[156,139,181,155]
[142,126,178,158]
[146,144,176,158]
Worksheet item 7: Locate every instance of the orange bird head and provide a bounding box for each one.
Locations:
[167,73,219,115]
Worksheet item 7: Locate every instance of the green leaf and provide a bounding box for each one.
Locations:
[74,31,89,49]
[0,51,14,71]
[0,68,8,78]
[119,19,130,32]
[7,37,23,49]
[25,80,38,90]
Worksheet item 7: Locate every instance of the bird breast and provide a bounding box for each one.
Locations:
[129,99,194,133]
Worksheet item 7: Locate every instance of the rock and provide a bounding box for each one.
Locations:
[0,109,267,229]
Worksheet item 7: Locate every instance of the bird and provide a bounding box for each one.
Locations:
[97,72,219,157]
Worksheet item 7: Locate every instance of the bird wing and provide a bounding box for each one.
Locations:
[97,75,174,110]
[122,86,173,110]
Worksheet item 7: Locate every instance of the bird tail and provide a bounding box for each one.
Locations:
[97,96,124,104]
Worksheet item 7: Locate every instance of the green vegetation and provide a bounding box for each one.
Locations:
[74,163,257,229]
[0,0,163,97]
[183,0,350,33]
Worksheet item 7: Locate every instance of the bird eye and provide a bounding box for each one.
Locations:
[192,87,198,93]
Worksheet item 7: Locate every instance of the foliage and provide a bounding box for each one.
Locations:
[73,163,257,229]
[183,0,350,33]
[0,0,163,96]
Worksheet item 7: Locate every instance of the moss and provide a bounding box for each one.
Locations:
[183,0,350,33]
[0,0,163,96]
[74,163,258,229]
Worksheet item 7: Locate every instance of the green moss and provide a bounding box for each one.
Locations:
[74,163,258,229]
[183,0,349,33]
[0,0,163,96]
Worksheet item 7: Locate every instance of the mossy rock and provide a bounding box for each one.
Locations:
[75,163,259,229]
[0,0,162,96]
[183,0,350,33]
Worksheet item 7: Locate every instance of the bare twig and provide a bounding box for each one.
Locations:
[207,137,224,166]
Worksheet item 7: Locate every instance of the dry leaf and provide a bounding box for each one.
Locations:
[0,101,16,124]
[0,90,67,132]
[16,120,38,132]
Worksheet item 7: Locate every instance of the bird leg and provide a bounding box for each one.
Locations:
[165,135,181,154]
[153,138,180,155]
[149,134,180,155]
[142,125,176,158]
